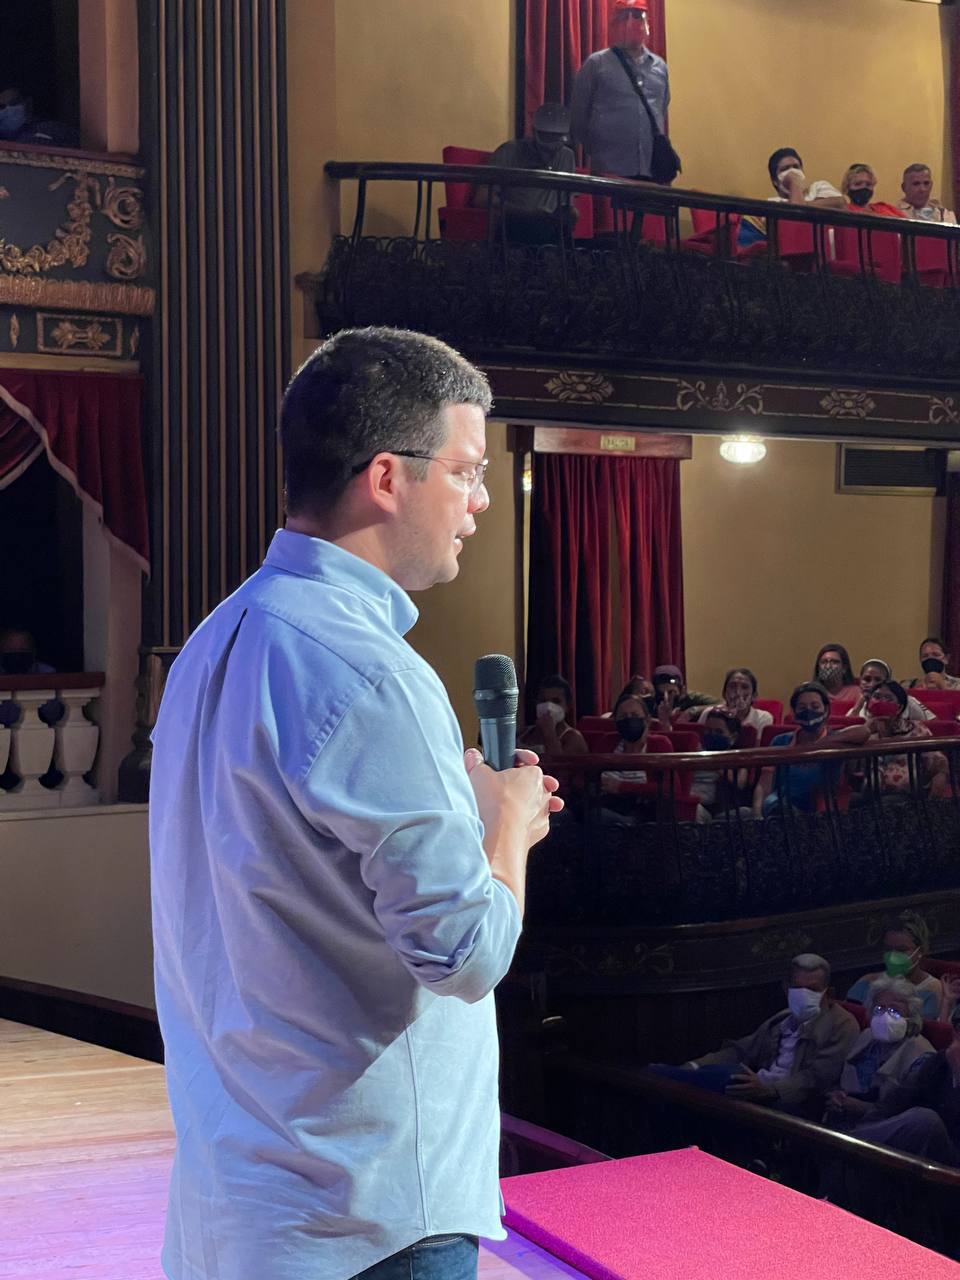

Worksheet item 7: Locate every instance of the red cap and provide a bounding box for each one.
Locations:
[613,0,649,10]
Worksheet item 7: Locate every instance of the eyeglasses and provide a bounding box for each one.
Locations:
[352,451,489,498]
[870,1005,905,1020]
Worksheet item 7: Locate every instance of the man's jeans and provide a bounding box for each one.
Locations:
[352,1235,479,1280]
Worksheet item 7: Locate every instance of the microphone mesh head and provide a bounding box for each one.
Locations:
[473,654,519,718]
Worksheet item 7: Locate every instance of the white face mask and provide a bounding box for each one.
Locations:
[777,166,805,193]
[870,1012,908,1043]
[787,986,824,1021]
[536,701,565,724]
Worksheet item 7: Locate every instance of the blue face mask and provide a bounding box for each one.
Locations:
[702,731,734,751]
[0,103,27,138]
[795,707,827,728]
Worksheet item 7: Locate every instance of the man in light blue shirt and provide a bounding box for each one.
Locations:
[570,0,669,179]
[150,327,561,1280]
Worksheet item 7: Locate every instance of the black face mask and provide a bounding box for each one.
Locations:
[1,651,34,674]
[921,656,946,674]
[848,187,873,207]
[616,716,647,743]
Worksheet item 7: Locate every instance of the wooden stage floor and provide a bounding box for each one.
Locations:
[0,1018,574,1279]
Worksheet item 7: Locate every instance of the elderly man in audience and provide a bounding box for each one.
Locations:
[652,663,714,727]
[897,163,957,225]
[480,103,579,246]
[698,667,772,739]
[824,977,934,1129]
[905,636,960,692]
[846,659,932,723]
[839,1004,960,1167]
[649,953,859,1116]
[841,164,905,218]
[847,913,955,1022]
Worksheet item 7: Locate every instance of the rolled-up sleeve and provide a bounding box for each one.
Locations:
[296,668,522,1002]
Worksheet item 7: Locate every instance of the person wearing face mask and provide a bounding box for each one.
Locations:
[0,86,79,149]
[897,163,957,225]
[599,691,656,820]
[824,979,933,1129]
[738,148,845,249]
[841,164,906,219]
[480,103,579,246]
[846,915,952,1022]
[519,675,588,760]
[846,659,932,723]
[905,636,960,692]
[753,682,868,817]
[810,643,859,705]
[855,680,949,803]
[690,707,753,822]
[651,663,714,728]
[648,954,858,1117]
[698,667,772,739]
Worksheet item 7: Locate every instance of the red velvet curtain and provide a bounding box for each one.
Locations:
[527,453,613,718]
[610,456,685,685]
[0,369,149,574]
[524,0,667,133]
[943,474,960,661]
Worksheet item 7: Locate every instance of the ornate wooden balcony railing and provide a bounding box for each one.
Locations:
[306,162,960,422]
[524,736,960,927]
[0,673,105,810]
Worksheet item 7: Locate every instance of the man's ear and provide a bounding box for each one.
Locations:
[363,452,403,515]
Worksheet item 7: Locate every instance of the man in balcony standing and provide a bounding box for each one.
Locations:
[570,0,669,181]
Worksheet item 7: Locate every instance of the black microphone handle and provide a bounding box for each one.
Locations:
[478,714,517,771]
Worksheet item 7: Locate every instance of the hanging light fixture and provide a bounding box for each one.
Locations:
[719,434,767,465]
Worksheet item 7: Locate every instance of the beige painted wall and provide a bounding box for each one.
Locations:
[681,436,942,705]
[668,0,952,206]
[0,806,154,1008]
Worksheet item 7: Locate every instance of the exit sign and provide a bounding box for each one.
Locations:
[600,434,636,452]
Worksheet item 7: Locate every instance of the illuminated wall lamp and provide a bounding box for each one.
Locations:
[719,434,767,465]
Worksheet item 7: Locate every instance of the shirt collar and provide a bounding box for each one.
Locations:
[264,529,419,636]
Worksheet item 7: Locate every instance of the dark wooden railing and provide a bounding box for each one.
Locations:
[307,161,960,393]
[521,737,960,926]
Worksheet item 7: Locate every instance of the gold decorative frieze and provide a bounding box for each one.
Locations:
[101,178,144,230]
[0,148,144,179]
[0,172,97,274]
[9,313,18,348]
[36,312,123,357]
[106,232,147,280]
[0,275,154,316]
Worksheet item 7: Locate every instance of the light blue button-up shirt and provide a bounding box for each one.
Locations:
[150,530,522,1280]
[570,46,670,178]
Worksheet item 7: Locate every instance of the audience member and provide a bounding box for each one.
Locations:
[824,978,934,1129]
[481,104,578,246]
[846,659,932,722]
[905,636,960,691]
[600,689,654,819]
[753,682,868,817]
[0,86,79,149]
[698,667,772,739]
[570,0,669,181]
[846,913,952,1021]
[0,626,55,731]
[691,706,753,821]
[651,663,714,727]
[841,164,906,218]
[836,1005,960,1166]
[856,679,948,802]
[811,643,859,703]
[738,148,845,247]
[649,953,858,1116]
[519,674,588,759]
[897,163,957,225]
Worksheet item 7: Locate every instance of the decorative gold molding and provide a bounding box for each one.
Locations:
[101,178,144,230]
[106,232,147,279]
[0,351,138,372]
[9,313,18,348]
[0,274,155,315]
[0,148,144,179]
[0,172,97,274]
[36,312,123,357]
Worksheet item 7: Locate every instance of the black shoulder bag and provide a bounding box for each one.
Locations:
[610,45,681,186]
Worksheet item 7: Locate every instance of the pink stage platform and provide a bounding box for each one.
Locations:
[501,1147,960,1280]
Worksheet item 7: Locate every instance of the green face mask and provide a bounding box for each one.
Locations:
[883,949,915,978]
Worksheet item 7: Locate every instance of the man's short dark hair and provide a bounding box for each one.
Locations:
[280,327,492,517]
[789,681,831,713]
[768,147,802,188]
[538,674,574,705]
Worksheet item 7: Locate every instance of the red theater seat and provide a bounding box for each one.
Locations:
[753,699,783,722]
[830,222,902,285]
[760,724,790,746]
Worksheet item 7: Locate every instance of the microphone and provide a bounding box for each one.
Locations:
[473,654,518,771]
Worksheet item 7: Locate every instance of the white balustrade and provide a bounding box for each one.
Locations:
[0,680,102,810]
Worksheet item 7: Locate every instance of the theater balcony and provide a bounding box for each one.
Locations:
[303,163,960,443]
